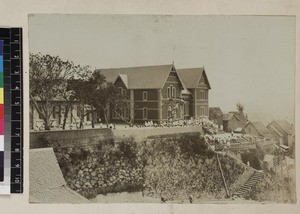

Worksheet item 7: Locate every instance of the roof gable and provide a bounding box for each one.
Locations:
[177,67,211,89]
[229,111,247,121]
[98,64,173,89]
[274,120,293,135]
[247,122,269,136]
[209,107,223,117]
[268,124,284,137]
[223,113,233,121]
[115,74,128,89]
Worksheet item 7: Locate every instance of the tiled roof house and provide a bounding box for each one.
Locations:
[99,64,211,123]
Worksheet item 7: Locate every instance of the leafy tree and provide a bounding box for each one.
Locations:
[66,66,93,129]
[86,70,132,127]
[87,71,117,127]
[110,90,134,127]
[30,53,75,130]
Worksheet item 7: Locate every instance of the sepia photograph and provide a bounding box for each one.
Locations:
[28,14,296,204]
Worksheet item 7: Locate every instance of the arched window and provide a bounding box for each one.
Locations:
[143,91,148,101]
[170,85,173,98]
[173,87,176,98]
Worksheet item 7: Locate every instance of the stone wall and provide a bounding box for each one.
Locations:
[54,137,144,199]
[30,128,114,149]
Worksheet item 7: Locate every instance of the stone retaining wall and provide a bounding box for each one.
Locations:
[30,128,114,149]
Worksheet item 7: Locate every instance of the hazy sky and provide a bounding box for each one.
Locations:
[29,15,295,124]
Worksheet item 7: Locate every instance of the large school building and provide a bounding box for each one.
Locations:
[30,63,211,129]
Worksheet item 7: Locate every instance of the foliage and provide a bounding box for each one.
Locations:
[178,136,214,159]
[30,53,75,129]
[55,134,253,201]
[241,149,262,170]
[84,70,132,126]
[30,53,93,130]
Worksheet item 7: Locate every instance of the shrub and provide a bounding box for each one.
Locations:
[241,149,262,170]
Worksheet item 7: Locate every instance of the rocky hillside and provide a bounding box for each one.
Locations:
[141,136,253,201]
[53,135,254,201]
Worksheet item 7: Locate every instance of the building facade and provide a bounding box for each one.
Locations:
[222,111,248,133]
[100,64,211,124]
[30,63,212,129]
[267,120,295,147]
[244,121,272,138]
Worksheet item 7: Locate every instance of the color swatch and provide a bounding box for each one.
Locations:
[0,39,3,182]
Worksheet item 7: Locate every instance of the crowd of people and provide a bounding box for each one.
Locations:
[33,117,221,133]
[140,117,219,132]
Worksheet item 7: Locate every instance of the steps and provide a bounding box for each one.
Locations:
[233,171,264,198]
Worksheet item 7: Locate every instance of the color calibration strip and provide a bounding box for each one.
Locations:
[0,40,3,183]
[0,29,10,194]
[0,28,23,194]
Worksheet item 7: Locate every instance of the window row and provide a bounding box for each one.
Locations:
[167,85,176,99]
[198,90,208,100]
[198,106,208,116]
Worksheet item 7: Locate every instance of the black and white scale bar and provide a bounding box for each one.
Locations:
[9,28,23,193]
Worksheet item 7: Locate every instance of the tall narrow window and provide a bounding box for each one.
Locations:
[200,90,205,100]
[118,87,123,96]
[173,87,176,98]
[143,91,148,101]
[170,85,173,98]
[143,108,147,119]
[200,107,205,116]
[167,87,171,99]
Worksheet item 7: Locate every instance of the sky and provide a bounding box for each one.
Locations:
[29,14,295,124]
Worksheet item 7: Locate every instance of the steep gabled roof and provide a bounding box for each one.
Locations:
[209,107,223,117]
[229,111,247,122]
[176,67,211,89]
[268,124,284,138]
[274,120,293,135]
[247,122,269,136]
[223,113,234,121]
[97,64,174,89]
[117,74,128,88]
